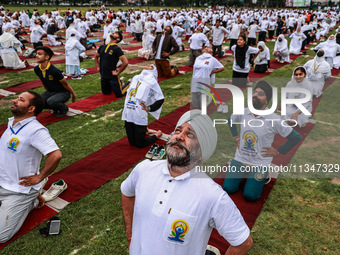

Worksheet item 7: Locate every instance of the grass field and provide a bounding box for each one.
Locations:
[0,9,339,255]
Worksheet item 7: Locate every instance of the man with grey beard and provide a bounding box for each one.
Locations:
[121,110,253,255]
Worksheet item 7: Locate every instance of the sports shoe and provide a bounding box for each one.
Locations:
[42,179,67,202]
[152,145,166,160]
[51,109,58,115]
[206,245,221,255]
[120,76,125,85]
[217,104,223,112]
[40,177,49,194]
[145,144,159,159]
[57,105,69,118]
[71,76,82,80]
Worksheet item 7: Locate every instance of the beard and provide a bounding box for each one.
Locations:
[11,104,28,117]
[252,96,264,110]
[166,140,201,169]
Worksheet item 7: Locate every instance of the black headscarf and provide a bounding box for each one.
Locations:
[235,44,249,69]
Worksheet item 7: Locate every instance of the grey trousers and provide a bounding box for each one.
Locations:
[189,49,202,67]
[0,186,39,243]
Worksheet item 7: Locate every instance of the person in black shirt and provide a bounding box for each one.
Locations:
[94,31,129,97]
[47,19,62,46]
[34,46,77,118]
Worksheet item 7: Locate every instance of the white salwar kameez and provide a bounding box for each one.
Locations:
[65,37,85,76]
[289,31,307,55]
[138,29,155,60]
[304,54,331,97]
[0,32,26,69]
[274,34,290,63]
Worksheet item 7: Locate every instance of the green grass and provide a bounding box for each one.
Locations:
[1,25,340,255]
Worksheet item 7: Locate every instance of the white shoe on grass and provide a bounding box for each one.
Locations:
[42,179,68,202]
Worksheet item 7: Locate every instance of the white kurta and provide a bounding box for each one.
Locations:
[289,32,307,55]
[304,56,331,97]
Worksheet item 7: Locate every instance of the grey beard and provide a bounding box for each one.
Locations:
[166,140,202,169]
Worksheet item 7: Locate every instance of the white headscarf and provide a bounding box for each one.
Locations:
[65,35,79,51]
[255,41,269,64]
[286,66,313,98]
[175,110,218,162]
[274,34,288,52]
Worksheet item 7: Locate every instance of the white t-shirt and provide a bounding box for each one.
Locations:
[121,160,250,255]
[211,26,227,46]
[0,117,59,194]
[231,45,259,73]
[191,53,224,92]
[188,33,209,50]
[230,108,292,166]
[30,24,46,43]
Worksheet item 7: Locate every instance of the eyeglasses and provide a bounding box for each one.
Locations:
[252,90,265,96]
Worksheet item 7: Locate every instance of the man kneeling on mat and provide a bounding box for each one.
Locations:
[0,91,62,243]
[121,64,164,148]
[223,81,302,201]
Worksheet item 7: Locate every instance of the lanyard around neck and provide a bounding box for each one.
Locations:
[10,122,29,135]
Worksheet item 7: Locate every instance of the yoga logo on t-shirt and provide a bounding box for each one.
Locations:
[168,219,189,243]
[8,137,20,151]
[243,131,257,151]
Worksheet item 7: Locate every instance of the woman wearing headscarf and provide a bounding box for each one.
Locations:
[282,66,313,128]
[253,41,270,73]
[0,24,29,69]
[122,64,164,148]
[138,28,155,60]
[273,34,290,63]
[231,33,259,88]
[65,33,85,79]
[315,35,340,69]
[303,49,331,98]
[289,27,307,55]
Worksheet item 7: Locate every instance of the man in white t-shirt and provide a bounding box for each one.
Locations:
[0,91,62,243]
[211,19,227,58]
[121,110,253,255]
[188,26,210,67]
[191,47,225,108]
[223,81,302,201]
[30,19,46,49]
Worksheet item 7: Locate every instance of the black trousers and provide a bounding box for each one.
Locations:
[268,30,275,39]
[125,121,157,148]
[258,31,266,42]
[230,39,237,49]
[135,32,143,41]
[254,64,268,73]
[33,42,43,49]
[100,76,129,98]
[247,38,256,46]
[212,44,223,58]
[232,70,248,88]
[276,28,282,36]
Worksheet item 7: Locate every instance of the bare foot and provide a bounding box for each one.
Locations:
[156,130,162,138]
[36,193,45,208]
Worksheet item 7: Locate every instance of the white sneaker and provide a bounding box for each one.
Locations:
[40,177,49,194]
[42,179,68,202]
[217,104,223,112]
[222,104,229,113]
[120,77,125,84]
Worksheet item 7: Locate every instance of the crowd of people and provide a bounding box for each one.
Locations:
[0,4,339,255]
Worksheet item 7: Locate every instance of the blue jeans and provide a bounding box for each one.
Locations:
[40,91,70,112]
[222,159,268,202]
